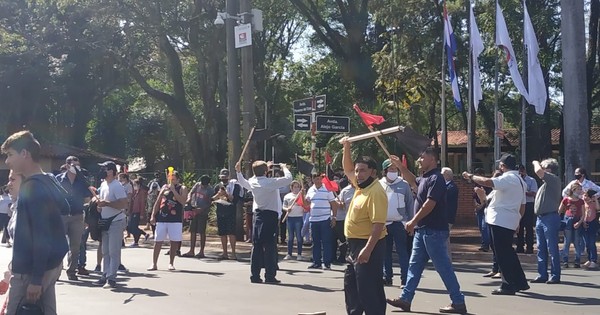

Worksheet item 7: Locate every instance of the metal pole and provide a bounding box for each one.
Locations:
[264,100,268,160]
[226,0,241,176]
[241,0,255,165]
[441,22,447,168]
[467,0,473,172]
[311,98,317,164]
[494,54,500,163]
[520,0,527,166]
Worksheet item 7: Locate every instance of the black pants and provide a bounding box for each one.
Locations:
[344,238,386,315]
[333,220,348,262]
[0,213,8,243]
[517,202,535,250]
[490,224,528,291]
[279,217,287,243]
[251,210,278,280]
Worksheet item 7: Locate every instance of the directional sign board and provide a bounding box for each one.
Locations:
[294,115,312,131]
[292,95,327,114]
[315,115,350,133]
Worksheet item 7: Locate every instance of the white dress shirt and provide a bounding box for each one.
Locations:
[236,168,293,214]
[486,170,526,230]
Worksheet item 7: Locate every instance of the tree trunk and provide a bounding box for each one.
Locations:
[587,0,599,128]
[561,0,590,180]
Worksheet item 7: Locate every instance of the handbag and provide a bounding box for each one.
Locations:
[98,213,120,231]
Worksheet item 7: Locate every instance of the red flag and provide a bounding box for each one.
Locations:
[295,192,310,211]
[402,155,407,168]
[322,174,339,193]
[325,151,332,165]
[353,104,385,127]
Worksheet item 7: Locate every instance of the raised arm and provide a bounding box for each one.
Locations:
[341,137,356,183]
[532,160,545,179]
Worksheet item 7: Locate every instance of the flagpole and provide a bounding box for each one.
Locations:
[467,0,473,172]
[520,0,527,166]
[441,6,448,168]
[494,1,500,163]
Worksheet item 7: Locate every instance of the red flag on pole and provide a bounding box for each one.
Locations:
[353,104,385,127]
[325,151,332,165]
[322,174,339,193]
[295,192,310,211]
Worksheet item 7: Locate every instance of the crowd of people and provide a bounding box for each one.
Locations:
[0,130,599,315]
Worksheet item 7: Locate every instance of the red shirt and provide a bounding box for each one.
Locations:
[561,197,584,218]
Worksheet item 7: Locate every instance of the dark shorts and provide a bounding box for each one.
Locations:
[190,211,209,234]
[217,205,236,236]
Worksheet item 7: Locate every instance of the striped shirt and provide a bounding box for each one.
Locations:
[306,185,335,222]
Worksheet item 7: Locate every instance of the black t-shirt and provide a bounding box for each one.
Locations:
[157,185,183,223]
[415,168,448,230]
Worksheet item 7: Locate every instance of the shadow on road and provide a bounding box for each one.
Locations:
[519,291,600,306]
[175,269,225,277]
[275,282,342,293]
[416,287,485,298]
[113,286,169,302]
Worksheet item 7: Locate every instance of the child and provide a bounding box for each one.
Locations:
[1,264,11,315]
[559,183,585,268]
[581,190,599,269]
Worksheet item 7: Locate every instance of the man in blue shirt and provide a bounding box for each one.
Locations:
[2,131,69,315]
[57,155,93,281]
[387,149,466,314]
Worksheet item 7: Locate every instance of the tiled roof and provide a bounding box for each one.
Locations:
[438,127,600,147]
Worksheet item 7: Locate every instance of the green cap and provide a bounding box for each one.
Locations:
[382,159,392,171]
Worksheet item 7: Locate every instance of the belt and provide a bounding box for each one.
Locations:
[537,212,556,218]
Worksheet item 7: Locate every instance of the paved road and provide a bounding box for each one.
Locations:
[1,243,599,315]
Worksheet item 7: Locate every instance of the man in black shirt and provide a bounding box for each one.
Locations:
[2,131,69,315]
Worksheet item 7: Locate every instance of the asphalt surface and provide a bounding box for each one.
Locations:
[1,237,599,315]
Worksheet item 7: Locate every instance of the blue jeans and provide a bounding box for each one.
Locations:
[384,221,409,284]
[287,216,303,255]
[581,219,599,263]
[311,219,333,265]
[400,228,464,305]
[78,227,89,268]
[476,211,490,249]
[561,217,583,264]
[535,212,561,281]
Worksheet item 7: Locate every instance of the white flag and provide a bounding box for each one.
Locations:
[524,2,547,115]
[470,4,484,112]
[496,2,529,100]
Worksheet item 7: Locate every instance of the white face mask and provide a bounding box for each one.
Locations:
[68,165,77,174]
[386,171,398,181]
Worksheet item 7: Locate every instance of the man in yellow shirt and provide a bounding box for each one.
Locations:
[341,137,388,315]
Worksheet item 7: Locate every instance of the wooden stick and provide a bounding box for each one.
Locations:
[368,126,392,158]
[237,127,256,166]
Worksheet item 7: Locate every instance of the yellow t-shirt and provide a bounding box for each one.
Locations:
[344,178,388,240]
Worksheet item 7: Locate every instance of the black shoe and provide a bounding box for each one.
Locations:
[265,278,281,284]
[491,288,516,295]
[67,273,78,281]
[93,278,107,286]
[308,264,322,269]
[517,284,530,292]
[118,264,128,272]
[563,262,569,268]
[384,278,393,286]
[546,279,561,284]
[386,298,411,311]
[94,265,101,272]
[525,248,534,254]
[574,263,581,268]
[478,247,489,252]
[250,277,263,284]
[516,247,525,254]
[530,277,548,283]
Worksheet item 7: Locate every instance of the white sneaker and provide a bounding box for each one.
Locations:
[588,262,598,269]
[583,261,591,267]
[283,255,293,260]
[297,255,305,261]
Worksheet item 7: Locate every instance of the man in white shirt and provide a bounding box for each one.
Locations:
[93,161,128,289]
[305,174,337,270]
[235,161,292,284]
[462,153,529,295]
